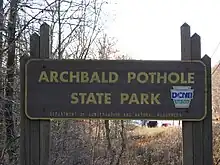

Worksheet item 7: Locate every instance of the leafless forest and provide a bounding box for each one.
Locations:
[0,0,220,164]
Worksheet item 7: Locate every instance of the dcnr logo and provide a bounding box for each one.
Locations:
[171,91,193,99]
[170,86,194,109]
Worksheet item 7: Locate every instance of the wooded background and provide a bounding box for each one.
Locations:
[0,0,220,164]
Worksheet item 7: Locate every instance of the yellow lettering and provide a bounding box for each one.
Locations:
[90,72,101,83]
[70,93,78,104]
[104,93,111,104]
[78,93,87,104]
[157,72,167,83]
[38,71,49,83]
[167,72,179,84]
[120,93,159,104]
[60,71,68,82]
[140,93,149,104]
[188,72,195,84]
[101,72,108,83]
[151,93,160,104]
[96,93,104,104]
[81,72,89,83]
[86,93,97,104]
[148,72,156,83]
[49,71,58,82]
[129,93,140,104]
[71,93,111,104]
[180,72,187,84]
[69,71,80,83]
[120,93,129,104]
[127,72,136,83]
[137,72,148,84]
[109,72,119,83]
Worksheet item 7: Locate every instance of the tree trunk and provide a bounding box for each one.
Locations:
[0,0,4,152]
[4,0,18,163]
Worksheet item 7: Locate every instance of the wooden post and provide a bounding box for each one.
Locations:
[201,55,213,165]
[20,56,30,165]
[181,23,194,165]
[39,23,51,165]
[20,23,51,165]
[181,23,213,165]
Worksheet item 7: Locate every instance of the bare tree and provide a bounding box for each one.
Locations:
[4,0,18,163]
[0,0,4,153]
[212,65,220,118]
[0,0,128,164]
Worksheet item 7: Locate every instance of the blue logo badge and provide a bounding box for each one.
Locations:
[170,86,194,108]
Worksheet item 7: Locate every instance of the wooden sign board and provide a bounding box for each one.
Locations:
[24,59,207,120]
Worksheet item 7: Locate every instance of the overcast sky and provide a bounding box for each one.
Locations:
[106,0,220,66]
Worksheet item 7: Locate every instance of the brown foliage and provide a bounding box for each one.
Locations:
[48,121,220,165]
[2,118,220,164]
[212,64,220,117]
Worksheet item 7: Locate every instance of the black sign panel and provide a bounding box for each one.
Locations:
[25,59,207,120]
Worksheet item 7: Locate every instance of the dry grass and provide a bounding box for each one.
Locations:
[125,123,220,165]
[17,120,220,165]
[131,126,168,136]
[125,126,182,165]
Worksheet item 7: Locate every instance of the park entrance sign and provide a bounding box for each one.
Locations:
[24,59,207,120]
